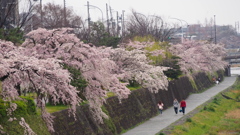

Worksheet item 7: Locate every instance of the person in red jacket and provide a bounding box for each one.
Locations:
[180,99,186,115]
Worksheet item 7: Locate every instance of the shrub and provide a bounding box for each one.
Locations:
[0,99,8,122]
[212,97,220,105]
[163,56,182,80]
[202,124,207,129]
[203,105,215,112]
[62,64,87,100]
[21,96,37,115]
[0,28,24,44]
[13,100,27,116]
[0,96,37,123]
[186,118,192,122]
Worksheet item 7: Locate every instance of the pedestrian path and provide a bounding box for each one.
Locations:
[122,75,237,135]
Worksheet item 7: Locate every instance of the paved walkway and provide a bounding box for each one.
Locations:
[122,70,238,135]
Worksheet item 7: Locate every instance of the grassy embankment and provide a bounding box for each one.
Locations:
[0,83,50,134]
[157,79,240,135]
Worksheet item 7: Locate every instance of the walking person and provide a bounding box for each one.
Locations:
[180,99,186,115]
[173,98,179,114]
[157,101,164,114]
[212,77,216,84]
[217,77,221,83]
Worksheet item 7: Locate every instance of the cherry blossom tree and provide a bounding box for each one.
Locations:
[0,39,81,132]
[100,38,170,92]
[104,47,169,93]
[21,28,172,123]
[169,40,228,77]
[21,28,131,123]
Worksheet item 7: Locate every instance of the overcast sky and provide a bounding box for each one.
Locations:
[20,0,240,27]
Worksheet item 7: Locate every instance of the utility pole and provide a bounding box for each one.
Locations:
[117,11,119,37]
[87,1,90,30]
[214,15,217,44]
[109,6,113,22]
[40,0,43,27]
[14,0,19,25]
[235,21,239,33]
[0,0,7,27]
[122,10,125,37]
[63,0,67,27]
[235,22,237,32]
[211,18,213,42]
[106,3,109,33]
[238,21,240,33]
[109,6,113,33]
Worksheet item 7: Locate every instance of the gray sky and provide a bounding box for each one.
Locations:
[20,0,240,27]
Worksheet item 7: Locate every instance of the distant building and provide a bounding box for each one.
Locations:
[170,24,236,44]
[0,0,19,28]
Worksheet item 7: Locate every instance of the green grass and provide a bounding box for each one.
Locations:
[24,115,51,135]
[25,92,37,98]
[127,85,142,91]
[0,114,50,135]
[106,92,116,98]
[105,85,142,98]
[161,87,240,135]
[0,81,2,93]
[0,92,50,135]
[45,103,69,113]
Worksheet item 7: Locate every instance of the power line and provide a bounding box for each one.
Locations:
[214,15,217,44]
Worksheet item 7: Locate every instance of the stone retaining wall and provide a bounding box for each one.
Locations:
[52,71,224,135]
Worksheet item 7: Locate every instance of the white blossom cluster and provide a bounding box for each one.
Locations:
[169,40,228,76]
[108,48,169,93]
